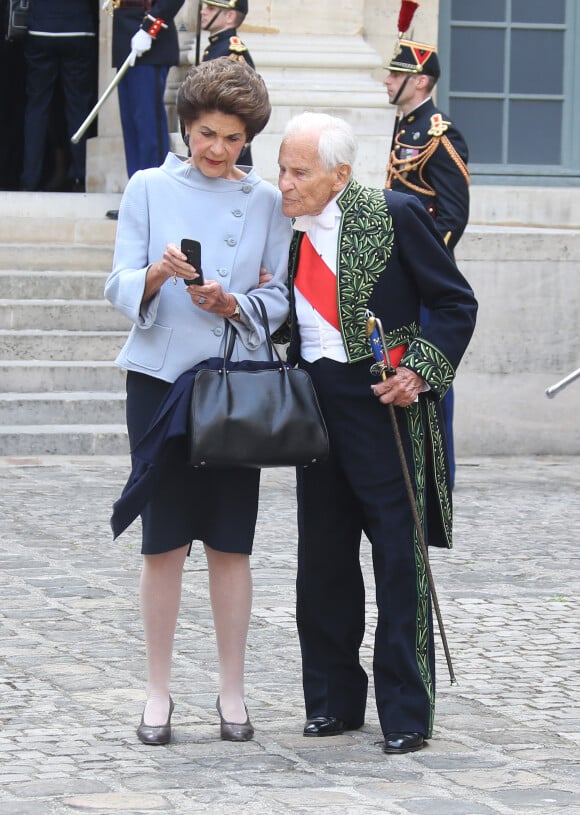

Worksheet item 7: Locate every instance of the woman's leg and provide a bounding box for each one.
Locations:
[204,545,252,724]
[140,544,189,725]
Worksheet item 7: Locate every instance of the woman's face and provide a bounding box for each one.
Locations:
[186,111,248,180]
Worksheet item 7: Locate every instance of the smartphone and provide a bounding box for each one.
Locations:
[181,238,204,286]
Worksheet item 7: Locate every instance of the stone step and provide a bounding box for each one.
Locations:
[0,244,113,271]
[0,271,108,300]
[0,191,122,219]
[0,361,125,392]
[0,216,117,246]
[1,197,141,455]
[0,424,129,456]
[0,330,126,361]
[458,225,580,261]
[0,300,130,331]
[0,392,126,425]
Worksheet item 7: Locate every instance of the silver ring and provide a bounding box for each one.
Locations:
[198,296,206,305]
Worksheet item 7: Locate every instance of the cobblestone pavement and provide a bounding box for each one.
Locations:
[0,455,579,815]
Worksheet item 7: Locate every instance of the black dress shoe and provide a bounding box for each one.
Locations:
[303,716,352,737]
[383,732,425,754]
[106,209,119,220]
[137,697,174,745]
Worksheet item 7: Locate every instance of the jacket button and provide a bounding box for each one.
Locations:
[241,184,252,193]
[213,327,223,337]
[226,237,237,246]
[232,209,243,217]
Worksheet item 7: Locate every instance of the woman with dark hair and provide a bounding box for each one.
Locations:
[105,58,291,745]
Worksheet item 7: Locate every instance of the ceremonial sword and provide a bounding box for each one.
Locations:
[545,367,580,398]
[194,0,202,65]
[71,53,133,144]
[366,310,457,685]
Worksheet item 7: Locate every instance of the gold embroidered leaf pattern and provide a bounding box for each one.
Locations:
[426,400,453,546]
[405,402,435,737]
[338,184,396,361]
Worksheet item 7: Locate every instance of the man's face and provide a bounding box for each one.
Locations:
[384,70,420,107]
[278,132,348,218]
[201,3,230,32]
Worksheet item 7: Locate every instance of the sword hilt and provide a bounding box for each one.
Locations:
[366,311,396,378]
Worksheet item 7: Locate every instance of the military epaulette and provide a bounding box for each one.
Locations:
[228,36,248,54]
[428,113,451,138]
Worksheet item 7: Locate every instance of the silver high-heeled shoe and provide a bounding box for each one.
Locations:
[216,696,254,742]
[137,697,174,745]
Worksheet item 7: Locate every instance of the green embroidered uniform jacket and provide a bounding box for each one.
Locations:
[286,179,478,547]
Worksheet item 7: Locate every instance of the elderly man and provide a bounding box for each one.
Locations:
[278,112,477,754]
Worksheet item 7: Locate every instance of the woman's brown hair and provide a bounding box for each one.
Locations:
[177,57,271,142]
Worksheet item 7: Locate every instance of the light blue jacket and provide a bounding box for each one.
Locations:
[105,153,292,383]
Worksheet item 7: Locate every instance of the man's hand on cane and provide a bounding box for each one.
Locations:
[371,368,425,408]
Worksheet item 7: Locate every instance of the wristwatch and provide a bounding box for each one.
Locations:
[229,298,241,319]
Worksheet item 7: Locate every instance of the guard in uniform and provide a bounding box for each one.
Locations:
[384,40,469,252]
[201,0,254,67]
[384,10,470,488]
[19,0,98,192]
[200,0,254,166]
[109,0,184,179]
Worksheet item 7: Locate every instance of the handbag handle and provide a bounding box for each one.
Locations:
[222,296,285,369]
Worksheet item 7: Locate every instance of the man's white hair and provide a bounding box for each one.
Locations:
[282,112,357,173]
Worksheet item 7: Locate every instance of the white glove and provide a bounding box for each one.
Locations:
[129,29,153,66]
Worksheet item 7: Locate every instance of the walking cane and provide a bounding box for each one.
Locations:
[71,54,133,144]
[366,311,457,685]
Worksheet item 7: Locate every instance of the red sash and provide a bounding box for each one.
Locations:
[295,235,407,367]
[294,234,340,331]
[386,344,407,367]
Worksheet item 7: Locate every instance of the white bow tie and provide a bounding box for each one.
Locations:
[293,211,338,232]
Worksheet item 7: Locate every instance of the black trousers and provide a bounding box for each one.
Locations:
[0,38,26,189]
[296,358,436,738]
[21,34,97,190]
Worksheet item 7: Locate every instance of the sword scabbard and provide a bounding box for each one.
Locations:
[363,309,457,684]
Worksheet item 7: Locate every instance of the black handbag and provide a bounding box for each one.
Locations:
[5,0,29,41]
[188,298,329,469]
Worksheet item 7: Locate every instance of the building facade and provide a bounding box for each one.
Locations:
[87,0,579,454]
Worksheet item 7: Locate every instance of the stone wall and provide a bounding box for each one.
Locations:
[454,189,580,456]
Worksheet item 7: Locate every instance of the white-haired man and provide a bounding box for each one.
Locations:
[278,112,477,754]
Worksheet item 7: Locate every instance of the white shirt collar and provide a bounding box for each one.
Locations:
[293,196,342,232]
